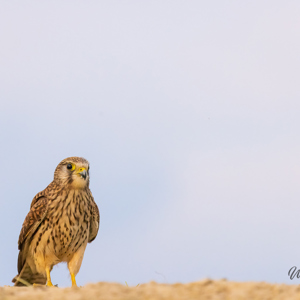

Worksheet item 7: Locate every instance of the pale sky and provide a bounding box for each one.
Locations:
[1,1,300,287]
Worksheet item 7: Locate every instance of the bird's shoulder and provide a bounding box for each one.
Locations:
[18,198,48,250]
[30,181,59,208]
[18,182,59,250]
[87,189,99,219]
[87,189,100,243]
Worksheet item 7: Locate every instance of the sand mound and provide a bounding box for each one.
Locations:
[1,279,299,300]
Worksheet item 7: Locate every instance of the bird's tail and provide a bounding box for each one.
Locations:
[12,263,46,286]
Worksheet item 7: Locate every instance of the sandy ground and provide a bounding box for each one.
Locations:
[1,279,300,300]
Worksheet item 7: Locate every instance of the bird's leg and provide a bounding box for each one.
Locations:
[71,273,77,287]
[46,267,54,287]
[67,244,87,288]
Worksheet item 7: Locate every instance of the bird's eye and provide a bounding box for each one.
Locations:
[67,164,73,170]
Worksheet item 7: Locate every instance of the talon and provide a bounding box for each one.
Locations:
[46,281,54,287]
[45,267,55,287]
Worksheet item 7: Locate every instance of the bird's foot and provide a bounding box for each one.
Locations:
[46,281,54,287]
[45,267,57,287]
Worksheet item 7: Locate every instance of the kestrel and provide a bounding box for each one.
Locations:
[12,157,100,287]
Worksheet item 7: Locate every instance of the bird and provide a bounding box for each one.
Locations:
[12,157,100,287]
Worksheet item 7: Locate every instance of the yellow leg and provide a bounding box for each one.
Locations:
[46,268,54,287]
[71,273,78,287]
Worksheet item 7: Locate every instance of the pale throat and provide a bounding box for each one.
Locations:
[71,175,89,189]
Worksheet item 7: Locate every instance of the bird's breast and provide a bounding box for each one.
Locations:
[43,189,92,260]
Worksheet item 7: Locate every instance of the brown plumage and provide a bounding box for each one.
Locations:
[12,157,100,287]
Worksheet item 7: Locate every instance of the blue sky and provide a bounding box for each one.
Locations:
[1,1,300,287]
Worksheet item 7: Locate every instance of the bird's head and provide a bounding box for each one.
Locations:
[54,157,90,189]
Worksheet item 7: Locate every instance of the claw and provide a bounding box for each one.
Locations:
[46,281,54,287]
[45,267,55,287]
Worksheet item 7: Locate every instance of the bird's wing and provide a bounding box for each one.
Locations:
[30,189,46,208]
[19,182,58,249]
[18,194,49,250]
[88,196,100,243]
[17,194,49,274]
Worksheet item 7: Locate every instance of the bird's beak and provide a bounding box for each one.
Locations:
[77,168,87,180]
